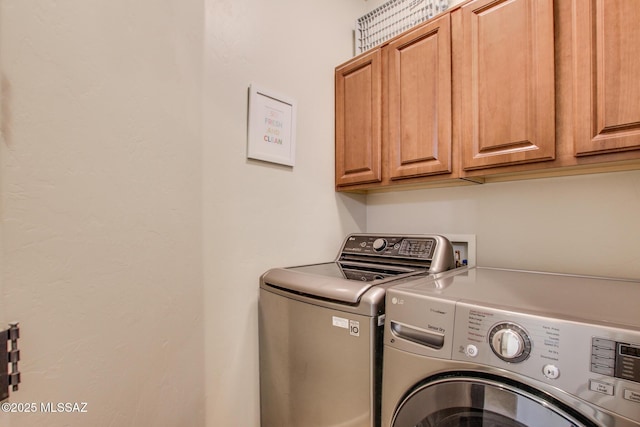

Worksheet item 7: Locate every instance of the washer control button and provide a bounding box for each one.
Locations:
[466,344,478,358]
[543,364,560,379]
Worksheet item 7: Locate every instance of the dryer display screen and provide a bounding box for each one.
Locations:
[620,344,640,358]
[616,344,640,383]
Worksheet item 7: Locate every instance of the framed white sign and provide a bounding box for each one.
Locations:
[247,84,297,167]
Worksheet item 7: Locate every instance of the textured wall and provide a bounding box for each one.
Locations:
[0,2,6,421]
[1,0,367,425]
[367,171,640,280]
[1,0,204,425]
[202,0,367,425]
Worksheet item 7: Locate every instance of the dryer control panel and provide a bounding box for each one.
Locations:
[592,338,640,385]
[448,304,640,422]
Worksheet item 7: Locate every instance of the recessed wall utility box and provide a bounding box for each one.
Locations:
[441,234,476,268]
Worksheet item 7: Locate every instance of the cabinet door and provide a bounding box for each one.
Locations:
[573,0,640,156]
[388,14,452,179]
[335,50,382,186]
[461,0,555,170]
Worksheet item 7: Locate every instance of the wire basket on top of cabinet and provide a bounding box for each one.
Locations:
[355,0,449,55]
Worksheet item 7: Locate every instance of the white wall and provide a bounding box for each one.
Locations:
[0,0,367,425]
[202,0,367,425]
[1,0,205,425]
[367,171,640,280]
[0,2,6,420]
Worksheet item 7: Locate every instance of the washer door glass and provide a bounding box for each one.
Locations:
[392,376,595,427]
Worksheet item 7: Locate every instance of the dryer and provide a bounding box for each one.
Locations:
[382,267,640,427]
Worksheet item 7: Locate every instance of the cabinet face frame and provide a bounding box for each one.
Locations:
[387,13,453,180]
[335,50,383,187]
[460,0,556,171]
[573,0,640,156]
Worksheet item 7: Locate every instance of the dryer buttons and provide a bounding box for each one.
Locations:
[465,344,479,358]
[543,364,560,380]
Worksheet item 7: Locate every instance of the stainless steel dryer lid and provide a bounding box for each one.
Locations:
[393,266,640,329]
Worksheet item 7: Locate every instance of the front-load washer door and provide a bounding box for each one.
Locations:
[391,374,597,427]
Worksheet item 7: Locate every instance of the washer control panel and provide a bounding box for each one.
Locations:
[339,234,456,274]
[341,235,436,259]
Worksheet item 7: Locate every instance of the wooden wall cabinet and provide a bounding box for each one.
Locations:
[335,0,640,192]
[335,50,382,186]
[335,14,455,190]
[459,0,556,170]
[573,0,640,156]
[388,14,453,180]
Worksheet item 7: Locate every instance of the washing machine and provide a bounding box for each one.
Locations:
[259,234,456,427]
[382,266,640,427]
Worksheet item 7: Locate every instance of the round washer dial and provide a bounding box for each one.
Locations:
[489,322,532,363]
[372,238,388,252]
